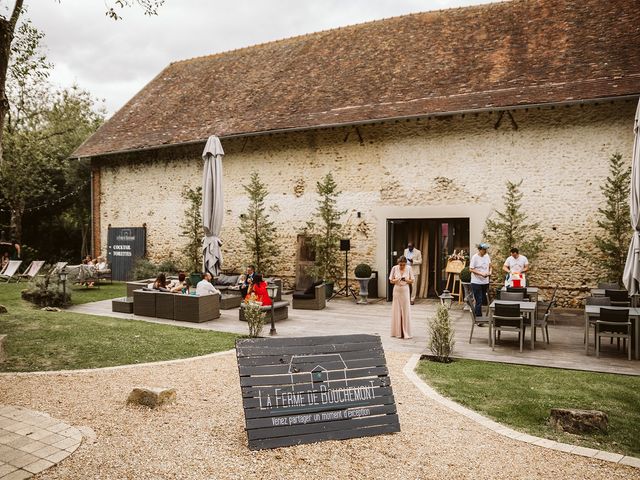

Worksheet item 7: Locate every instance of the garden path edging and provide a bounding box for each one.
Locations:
[0,349,235,377]
[403,354,640,469]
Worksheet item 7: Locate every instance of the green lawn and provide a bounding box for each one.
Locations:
[68,281,129,304]
[0,283,239,372]
[417,359,640,457]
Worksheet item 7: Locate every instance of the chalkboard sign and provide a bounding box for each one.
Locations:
[106,226,146,281]
[236,334,400,450]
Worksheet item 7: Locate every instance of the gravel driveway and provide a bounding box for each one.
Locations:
[0,352,637,480]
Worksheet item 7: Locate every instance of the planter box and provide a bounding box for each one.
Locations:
[112,297,133,314]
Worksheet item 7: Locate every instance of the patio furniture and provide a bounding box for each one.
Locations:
[239,300,289,323]
[173,293,220,322]
[220,293,242,309]
[0,260,22,283]
[525,297,553,344]
[292,281,326,310]
[491,302,525,353]
[155,291,175,319]
[17,260,45,282]
[127,279,154,297]
[605,289,630,306]
[133,289,157,317]
[112,297,134,313]
[500,286,538,303]
[584,296,611,343]
[595,308,632,360]
[506,286,529,300]
[598,282,620,290]
[489,299,536,350]
[499,291,525,301]
[465,296,488,344]
[537,286,558,324]
[96,266,112,284]
[584,305,640,359]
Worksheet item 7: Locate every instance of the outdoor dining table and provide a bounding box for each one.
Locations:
[584,305,640,360]
[499,286,539,304]
[489,300,538,350]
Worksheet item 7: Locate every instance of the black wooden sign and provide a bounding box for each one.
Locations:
[236,334,400,450]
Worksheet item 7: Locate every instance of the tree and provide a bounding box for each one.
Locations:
[0,19,103,244]
[0,0,164,163]
[306,173,345,283]
[483,180,545,283]
[239,172,280,275]
[180,186,202,273]
[588,153,631,283]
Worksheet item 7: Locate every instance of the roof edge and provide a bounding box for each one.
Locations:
[74,94,640,161]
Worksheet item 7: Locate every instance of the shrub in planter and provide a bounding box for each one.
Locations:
[354,263,372,279]
[21,277,70,308]
[131,258,158,280]
[459,267,471,283]
[428,305,455,363]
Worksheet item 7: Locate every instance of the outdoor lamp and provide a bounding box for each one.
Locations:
[58,269,68,306]
[439,289,453,309]
[266,284,278,335]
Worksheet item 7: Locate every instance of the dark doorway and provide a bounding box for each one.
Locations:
[386,218,469,300]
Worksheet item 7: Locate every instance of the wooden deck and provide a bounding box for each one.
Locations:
[69,295,640,376]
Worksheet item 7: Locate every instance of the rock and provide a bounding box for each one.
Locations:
[0,305,7,314]
[0,334,5,362]
[549,408,608,434]
[127,387,176,408]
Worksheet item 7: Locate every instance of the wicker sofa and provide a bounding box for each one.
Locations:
[132,289,220,322]
[292,282,326,310]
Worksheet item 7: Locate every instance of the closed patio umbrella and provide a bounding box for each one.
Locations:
[202,135,225,277]
[623,99,640,296]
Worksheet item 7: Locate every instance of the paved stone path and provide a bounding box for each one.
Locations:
[0,405,81,480]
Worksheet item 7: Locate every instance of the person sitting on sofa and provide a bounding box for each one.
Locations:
[169,272,188,293]
[239,265,255,298]
[246,273,272,306]
[152,273,170,292]
[95,256,108,271]
[196,272,221,296]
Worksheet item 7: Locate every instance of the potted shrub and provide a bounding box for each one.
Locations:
[306,173,346,297]
[354,263,372,304]
[427,304,455,363]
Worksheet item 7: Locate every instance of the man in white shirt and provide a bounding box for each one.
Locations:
[403,242,422,305]
[503,247,529,286]
[469,243,492,317]
[196,272,221,296]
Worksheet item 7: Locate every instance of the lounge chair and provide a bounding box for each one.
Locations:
[17,260,45,282]
[49,262,68,276]
[0,260,22,283]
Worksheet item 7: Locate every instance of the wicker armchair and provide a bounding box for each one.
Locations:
[173,293,220,323]
[292,282,326,310]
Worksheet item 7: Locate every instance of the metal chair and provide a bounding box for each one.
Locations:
[465,296,488,344]
[491,302,524,352]
[596,308,632,360]
[506,286,528,300]
[537,286,558,324]
[584,296,611,343]
[526,298,554,344]
[499,291,525,301]
[605,289,630,307]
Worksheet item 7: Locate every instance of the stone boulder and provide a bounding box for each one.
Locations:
[0,305,7,314]
[549,408,608,434]
[127,387,176,408]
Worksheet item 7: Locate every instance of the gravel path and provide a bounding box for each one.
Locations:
[0,352,637,480]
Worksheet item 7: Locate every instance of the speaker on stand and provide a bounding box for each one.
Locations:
[330,239,358,301]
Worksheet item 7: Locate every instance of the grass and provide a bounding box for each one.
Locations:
[68,281,129,304]
[416,358,640,457]
[0,283,240,372]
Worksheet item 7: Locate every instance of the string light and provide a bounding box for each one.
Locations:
[0,182,89,213]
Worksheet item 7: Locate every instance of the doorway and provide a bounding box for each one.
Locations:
[386,218,469,300]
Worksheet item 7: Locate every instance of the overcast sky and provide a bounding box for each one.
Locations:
[16,0,496,116]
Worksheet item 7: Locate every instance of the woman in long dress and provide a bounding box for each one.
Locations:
[389,256,414,339]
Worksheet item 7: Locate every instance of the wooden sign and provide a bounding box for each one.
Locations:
[445,259,465,274]
[236,334,400,450]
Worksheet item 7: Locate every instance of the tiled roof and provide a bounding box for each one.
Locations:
[74,0,640,158]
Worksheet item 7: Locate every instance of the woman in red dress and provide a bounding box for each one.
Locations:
[246,273,272,306]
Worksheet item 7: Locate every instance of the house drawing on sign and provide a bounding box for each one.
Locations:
[287,354,349,391]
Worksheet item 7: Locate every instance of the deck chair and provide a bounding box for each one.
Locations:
[0,260,22,283]
[17,260,45,282]
[48,262,68,276]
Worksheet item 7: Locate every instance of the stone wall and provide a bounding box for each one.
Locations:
[94,100,636,307]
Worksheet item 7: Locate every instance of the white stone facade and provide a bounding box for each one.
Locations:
[96,100,636,306]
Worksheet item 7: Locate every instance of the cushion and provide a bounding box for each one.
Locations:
[293,292,315,300]
[215,274,239,286]
[303,281,323,295]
